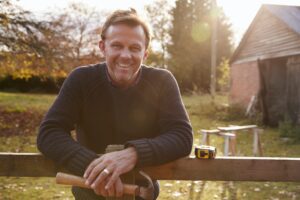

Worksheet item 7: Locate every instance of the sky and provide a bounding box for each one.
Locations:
[13,0,300,46]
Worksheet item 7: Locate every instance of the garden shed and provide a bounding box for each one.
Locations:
[230,4,300,126]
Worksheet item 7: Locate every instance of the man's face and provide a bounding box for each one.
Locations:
[99,24,148,88]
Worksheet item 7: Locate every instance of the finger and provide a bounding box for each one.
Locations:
[105,170,120,190]
[91,167,112,189]
[107,180,115,197]
[94,180,108,197]
[100,186,109,197]
[84,158,99,178]
[84,157,102,179]
[86,163,106,186]
[115,178,124,197]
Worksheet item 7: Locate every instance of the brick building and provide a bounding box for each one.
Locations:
[230,4,300,126]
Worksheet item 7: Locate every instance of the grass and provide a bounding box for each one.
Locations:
[0,177,73,200]
[0,92,55,112]
[1,91,300,199]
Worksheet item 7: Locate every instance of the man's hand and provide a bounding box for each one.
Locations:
[84,147,138,197]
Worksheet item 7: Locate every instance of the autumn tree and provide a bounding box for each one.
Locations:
[0,0,54,78]
[51,3,104,66]
[0,1,104,79]
[0,0,48,54]
[0,1,104,92]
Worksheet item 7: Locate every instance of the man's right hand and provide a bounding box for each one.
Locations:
[83,147,138,197]
[91,176,124,197]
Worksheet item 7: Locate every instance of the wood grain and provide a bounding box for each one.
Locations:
[1,153,300,182]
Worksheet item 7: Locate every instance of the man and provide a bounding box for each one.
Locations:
[37,8,193,199]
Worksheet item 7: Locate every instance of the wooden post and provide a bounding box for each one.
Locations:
[253,128,263,156]
[206,134,210,145]
[201,131,208,145]
[218,125,263,156]
[253,129,258,156]
[229,133,236,156]
[200,129,220,145]
[105,145,135,200]
[218,132,236,156]
[258,129,264,156]
[224,135,229,156]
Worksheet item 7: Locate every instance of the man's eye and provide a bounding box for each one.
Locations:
[112,44,121,48]
[131,47,141,52]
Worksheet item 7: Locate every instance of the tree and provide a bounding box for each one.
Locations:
[0,1,104,79]
[53,3,104,65]
[145,0,172,68]
[0,1,106,92]
[0,0,56,78]
[168,0,233,92]
[0,0,50,55]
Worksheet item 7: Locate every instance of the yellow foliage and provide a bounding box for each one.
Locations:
[217,57,230,92]
[11,68,36,81]
[52,70,67,78]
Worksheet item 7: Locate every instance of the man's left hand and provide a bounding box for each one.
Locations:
[84,147,138,196]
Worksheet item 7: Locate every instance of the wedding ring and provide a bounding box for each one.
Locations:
[103,168,110,175]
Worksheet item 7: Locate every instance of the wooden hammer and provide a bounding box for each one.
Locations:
[56,171,154,200]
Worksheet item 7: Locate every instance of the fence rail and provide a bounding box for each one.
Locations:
[1,153,300,182]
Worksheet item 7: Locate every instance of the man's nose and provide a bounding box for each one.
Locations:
[120,48,131,59]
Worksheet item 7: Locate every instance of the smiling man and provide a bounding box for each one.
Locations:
[37,9,193,200]
[102,24,147,88]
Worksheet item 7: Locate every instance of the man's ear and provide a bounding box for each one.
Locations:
[99,40,105,53]
[143,50,149,60]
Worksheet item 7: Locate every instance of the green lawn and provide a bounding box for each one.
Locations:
[0,92,55,112]
[0,91,300,199]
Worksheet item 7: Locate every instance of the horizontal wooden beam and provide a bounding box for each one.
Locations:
[218,125,257,132]
[142,157,300,182]
[0,153,60,177]
[1,153,300,182]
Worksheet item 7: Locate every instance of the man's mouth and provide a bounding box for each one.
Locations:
[117,64,131,70]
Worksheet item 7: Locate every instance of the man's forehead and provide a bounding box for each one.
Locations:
[105,24,146,40]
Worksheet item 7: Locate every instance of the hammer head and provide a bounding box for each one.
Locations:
[138,170,155,200]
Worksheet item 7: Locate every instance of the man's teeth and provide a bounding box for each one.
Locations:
[118,64,130,68]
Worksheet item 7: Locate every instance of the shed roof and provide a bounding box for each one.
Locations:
[266,4,300,34]
[230,4,300,64]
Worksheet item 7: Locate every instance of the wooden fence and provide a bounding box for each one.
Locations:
[1,153,300,182]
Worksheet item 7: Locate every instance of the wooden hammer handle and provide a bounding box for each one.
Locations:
[56,172,139,195]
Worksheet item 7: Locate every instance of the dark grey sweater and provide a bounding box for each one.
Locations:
[37,63,193,198]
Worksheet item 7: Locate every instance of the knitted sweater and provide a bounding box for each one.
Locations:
[37,63,193,197]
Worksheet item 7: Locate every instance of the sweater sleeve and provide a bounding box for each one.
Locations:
[37,68,98,176]
[126,70,193,167]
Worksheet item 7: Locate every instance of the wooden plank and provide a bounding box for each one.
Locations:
[200,129,220,134]
[142,157,300,182]
[199,129,220,145]
[218,125,257,132]
[0,153,62,177]
[1,153,300,182]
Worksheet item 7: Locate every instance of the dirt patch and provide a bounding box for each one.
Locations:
[0,106,44,136]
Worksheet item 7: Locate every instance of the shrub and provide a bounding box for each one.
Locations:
[0,75,65,93]
[279,119,300,142]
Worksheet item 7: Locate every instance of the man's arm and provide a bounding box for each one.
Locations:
[37,68,98,176]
